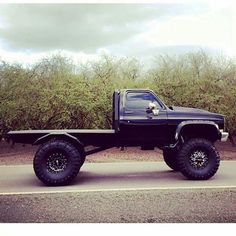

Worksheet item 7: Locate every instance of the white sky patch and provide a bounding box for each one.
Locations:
[0,1,235,65]
[137,5,233,54]
[0,48,101,66]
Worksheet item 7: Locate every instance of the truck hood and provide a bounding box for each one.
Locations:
[171,106,211,114]
[168,106,224,127]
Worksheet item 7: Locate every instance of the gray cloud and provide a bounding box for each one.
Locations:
[0,4,205,53]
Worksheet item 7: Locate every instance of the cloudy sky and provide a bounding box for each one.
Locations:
[0,1,235,65]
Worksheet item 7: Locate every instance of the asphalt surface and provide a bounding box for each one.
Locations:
[0,161,235,194]
[0,161,235,223]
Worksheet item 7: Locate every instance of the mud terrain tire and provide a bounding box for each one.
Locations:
[33,140,83,186]
[177,138,220,180]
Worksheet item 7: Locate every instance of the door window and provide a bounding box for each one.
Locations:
[125,92,160,110]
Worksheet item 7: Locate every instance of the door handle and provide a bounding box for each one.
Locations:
[125,111,133,114]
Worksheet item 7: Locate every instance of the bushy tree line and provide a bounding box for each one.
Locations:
[0,51,235,142]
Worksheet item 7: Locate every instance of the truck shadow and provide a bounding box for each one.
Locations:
[26,169,184,188]
[19,168,223,189]
[26,168,224,188]
[72,169,184,185]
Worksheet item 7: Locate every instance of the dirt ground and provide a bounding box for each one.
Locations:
[0,139,235,165]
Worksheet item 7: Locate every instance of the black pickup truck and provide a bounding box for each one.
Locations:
[7,89,229,185]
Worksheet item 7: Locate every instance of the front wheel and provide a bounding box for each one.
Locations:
[33,140,84,186]
[177,138,220,180]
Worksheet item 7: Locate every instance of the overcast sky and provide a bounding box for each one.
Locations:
[0,1,235,65]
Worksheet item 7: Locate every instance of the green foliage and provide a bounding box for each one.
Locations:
[149,51,236,134]
[0,51,236,140]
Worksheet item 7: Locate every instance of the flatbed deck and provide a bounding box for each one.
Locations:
[8,129,115,134]
[8,129,117,146]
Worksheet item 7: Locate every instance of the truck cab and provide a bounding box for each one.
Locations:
[115,89,226,148]
[118,89,168,147]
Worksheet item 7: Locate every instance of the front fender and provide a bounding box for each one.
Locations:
[175,120,220,141]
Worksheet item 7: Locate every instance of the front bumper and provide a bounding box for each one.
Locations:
[220,130,229,142]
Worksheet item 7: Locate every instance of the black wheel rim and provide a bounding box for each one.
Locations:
[189,149,209,169]
[46,152,68,173]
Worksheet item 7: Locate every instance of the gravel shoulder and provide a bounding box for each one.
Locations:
[0,188,235,223]
[0,139,235,165]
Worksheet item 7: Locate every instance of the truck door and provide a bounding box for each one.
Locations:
[119,91,168,146]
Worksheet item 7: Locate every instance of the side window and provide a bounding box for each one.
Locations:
[125,92,160,110]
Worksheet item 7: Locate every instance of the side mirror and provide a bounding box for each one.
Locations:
[148,102,159,116]
[149,102,156,110]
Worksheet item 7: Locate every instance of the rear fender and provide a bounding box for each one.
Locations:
[34,132,85,155]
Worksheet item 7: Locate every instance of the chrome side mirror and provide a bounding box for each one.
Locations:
[149,102,156,110]
[148,102,159,116]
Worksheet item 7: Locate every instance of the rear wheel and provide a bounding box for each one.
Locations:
[33,140,83,186]
[177,138,220,180]
[163,149,179,171]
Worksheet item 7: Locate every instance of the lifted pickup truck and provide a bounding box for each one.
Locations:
[7,89,229,185]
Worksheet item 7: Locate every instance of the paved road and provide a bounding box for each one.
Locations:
[0,161,235,223]
[0,161,235,194]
